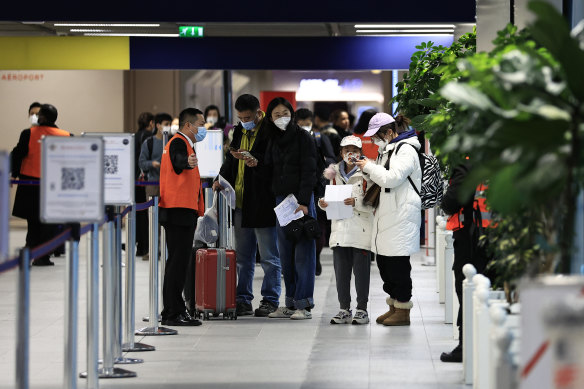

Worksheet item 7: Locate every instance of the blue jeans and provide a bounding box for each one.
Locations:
[275,195,317,310]
[233,209,281,306]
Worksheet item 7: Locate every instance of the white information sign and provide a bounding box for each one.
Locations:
[40,137,104,223]
[0,151,9,260]
[195,130,223,178]
[324,184,354,220]
[83,133,134,205]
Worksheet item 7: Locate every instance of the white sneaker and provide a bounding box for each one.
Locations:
[352,309,370,325]
[268,306,295,318]
[290,309,312,320]
[330,309,352,324]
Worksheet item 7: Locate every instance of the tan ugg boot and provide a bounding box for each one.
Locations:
[382,301,413,326]
[376,297,396,324]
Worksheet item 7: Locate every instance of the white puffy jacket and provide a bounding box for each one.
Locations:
[362,135,422,257]
[318,163,374,251]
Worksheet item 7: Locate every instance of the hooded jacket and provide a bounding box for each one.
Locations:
[362,132,422,257]
[319,162,374,250]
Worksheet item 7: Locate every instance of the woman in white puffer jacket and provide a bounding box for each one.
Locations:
[356,113,422,327]
[318,135,374,325]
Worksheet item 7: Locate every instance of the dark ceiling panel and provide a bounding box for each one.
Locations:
[130,36,454,70]
[1,0,475,23]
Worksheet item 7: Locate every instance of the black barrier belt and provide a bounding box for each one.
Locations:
[0,200,155,274]
[10,180,160,186]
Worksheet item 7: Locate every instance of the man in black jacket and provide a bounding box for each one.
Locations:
[440,162,490,362]
[213,94,281,318]
[134,112,155,258]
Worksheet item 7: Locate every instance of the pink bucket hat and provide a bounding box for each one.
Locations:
[364,113,395,137]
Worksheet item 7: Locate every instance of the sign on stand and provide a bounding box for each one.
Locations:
[195,130,223,178]
[40,137,104,223]
[0,151,9,261]
[83,133,134,205]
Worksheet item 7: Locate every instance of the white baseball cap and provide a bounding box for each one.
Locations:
[339,135,362,148]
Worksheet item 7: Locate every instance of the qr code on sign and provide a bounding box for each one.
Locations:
[104,155,118,175]
[61,168,85,190]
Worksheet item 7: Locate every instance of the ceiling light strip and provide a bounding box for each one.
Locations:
[55,23,160,27]
[355,34,454,37]
[70,29,112,32]
[354,24,456,28]
[355,29,454,33]
[83,33,178,37]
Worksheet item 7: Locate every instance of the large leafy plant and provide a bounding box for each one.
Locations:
[438,1,584,279]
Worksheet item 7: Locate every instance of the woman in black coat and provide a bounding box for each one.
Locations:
[264,97,318,320]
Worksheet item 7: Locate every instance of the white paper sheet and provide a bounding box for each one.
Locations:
[324,184,354,220]
[274,194,304,226]
[218,174,236,209]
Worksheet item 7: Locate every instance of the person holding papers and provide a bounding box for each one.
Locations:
[318,135,374,325]
[355,113,422,327]
[264,97,317,320]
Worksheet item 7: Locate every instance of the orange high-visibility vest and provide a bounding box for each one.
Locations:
[446,184,492,231]
[20,125,70,178]
[159,134,204,215]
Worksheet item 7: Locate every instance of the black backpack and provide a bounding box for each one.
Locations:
[396,142,443,210]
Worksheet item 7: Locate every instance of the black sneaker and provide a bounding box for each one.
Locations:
[254,300,277,317]
[236,301,253,316]
[440,344,462,363]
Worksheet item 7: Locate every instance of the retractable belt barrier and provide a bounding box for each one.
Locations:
[1,195,163,389]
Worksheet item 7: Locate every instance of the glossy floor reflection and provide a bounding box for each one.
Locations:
[0,227,464,388]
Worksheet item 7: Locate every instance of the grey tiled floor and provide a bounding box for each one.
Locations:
[0,227,465,388]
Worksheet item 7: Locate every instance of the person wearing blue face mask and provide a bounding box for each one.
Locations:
[212,94,281,318]
[158,107,206,327]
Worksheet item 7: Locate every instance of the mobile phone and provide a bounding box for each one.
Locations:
[240,151,256,160]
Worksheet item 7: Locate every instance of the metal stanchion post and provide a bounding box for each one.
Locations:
[97,210,135,378]
[123,205,154,352]
[79,224,100,387]
[64,224,80,389]
[16,247,30,389]
[142,197,160,324]
[113,211,142,364]
[160,226,166,315]
[136,197,177,336]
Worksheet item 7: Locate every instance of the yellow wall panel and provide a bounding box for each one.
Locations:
[0,37,129,70]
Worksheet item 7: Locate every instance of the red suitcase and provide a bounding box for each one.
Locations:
[195,248,237,320]
[195,191,237,320]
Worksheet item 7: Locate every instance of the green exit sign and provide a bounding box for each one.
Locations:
[179,26,204,38]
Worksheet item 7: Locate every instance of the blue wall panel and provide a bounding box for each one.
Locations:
[130,36,454,70]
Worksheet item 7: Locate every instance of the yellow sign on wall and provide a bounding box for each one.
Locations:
[0,36,130,70]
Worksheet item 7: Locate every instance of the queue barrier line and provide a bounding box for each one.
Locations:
[0,201,154,275]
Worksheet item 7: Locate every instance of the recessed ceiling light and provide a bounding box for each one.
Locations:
[70,29,112,32]
[355,29,454,33]
[83,33,178,37]
[355,24,456,28]
[55,23,160,27]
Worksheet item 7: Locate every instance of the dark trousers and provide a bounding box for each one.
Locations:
[376,255,412,302]
[135,185,149,254]
[26,219,58,262]
[161,222,196,320]
[333,247,371,311]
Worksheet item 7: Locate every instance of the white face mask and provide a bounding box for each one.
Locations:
[29,114,38,125]
[170,124,179,135]
[300,125,312,132]
[274,117,291,131]
[162,125,171,134]
[343,151,361,165]
[373,137,388,149]
[206,116,218,126]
